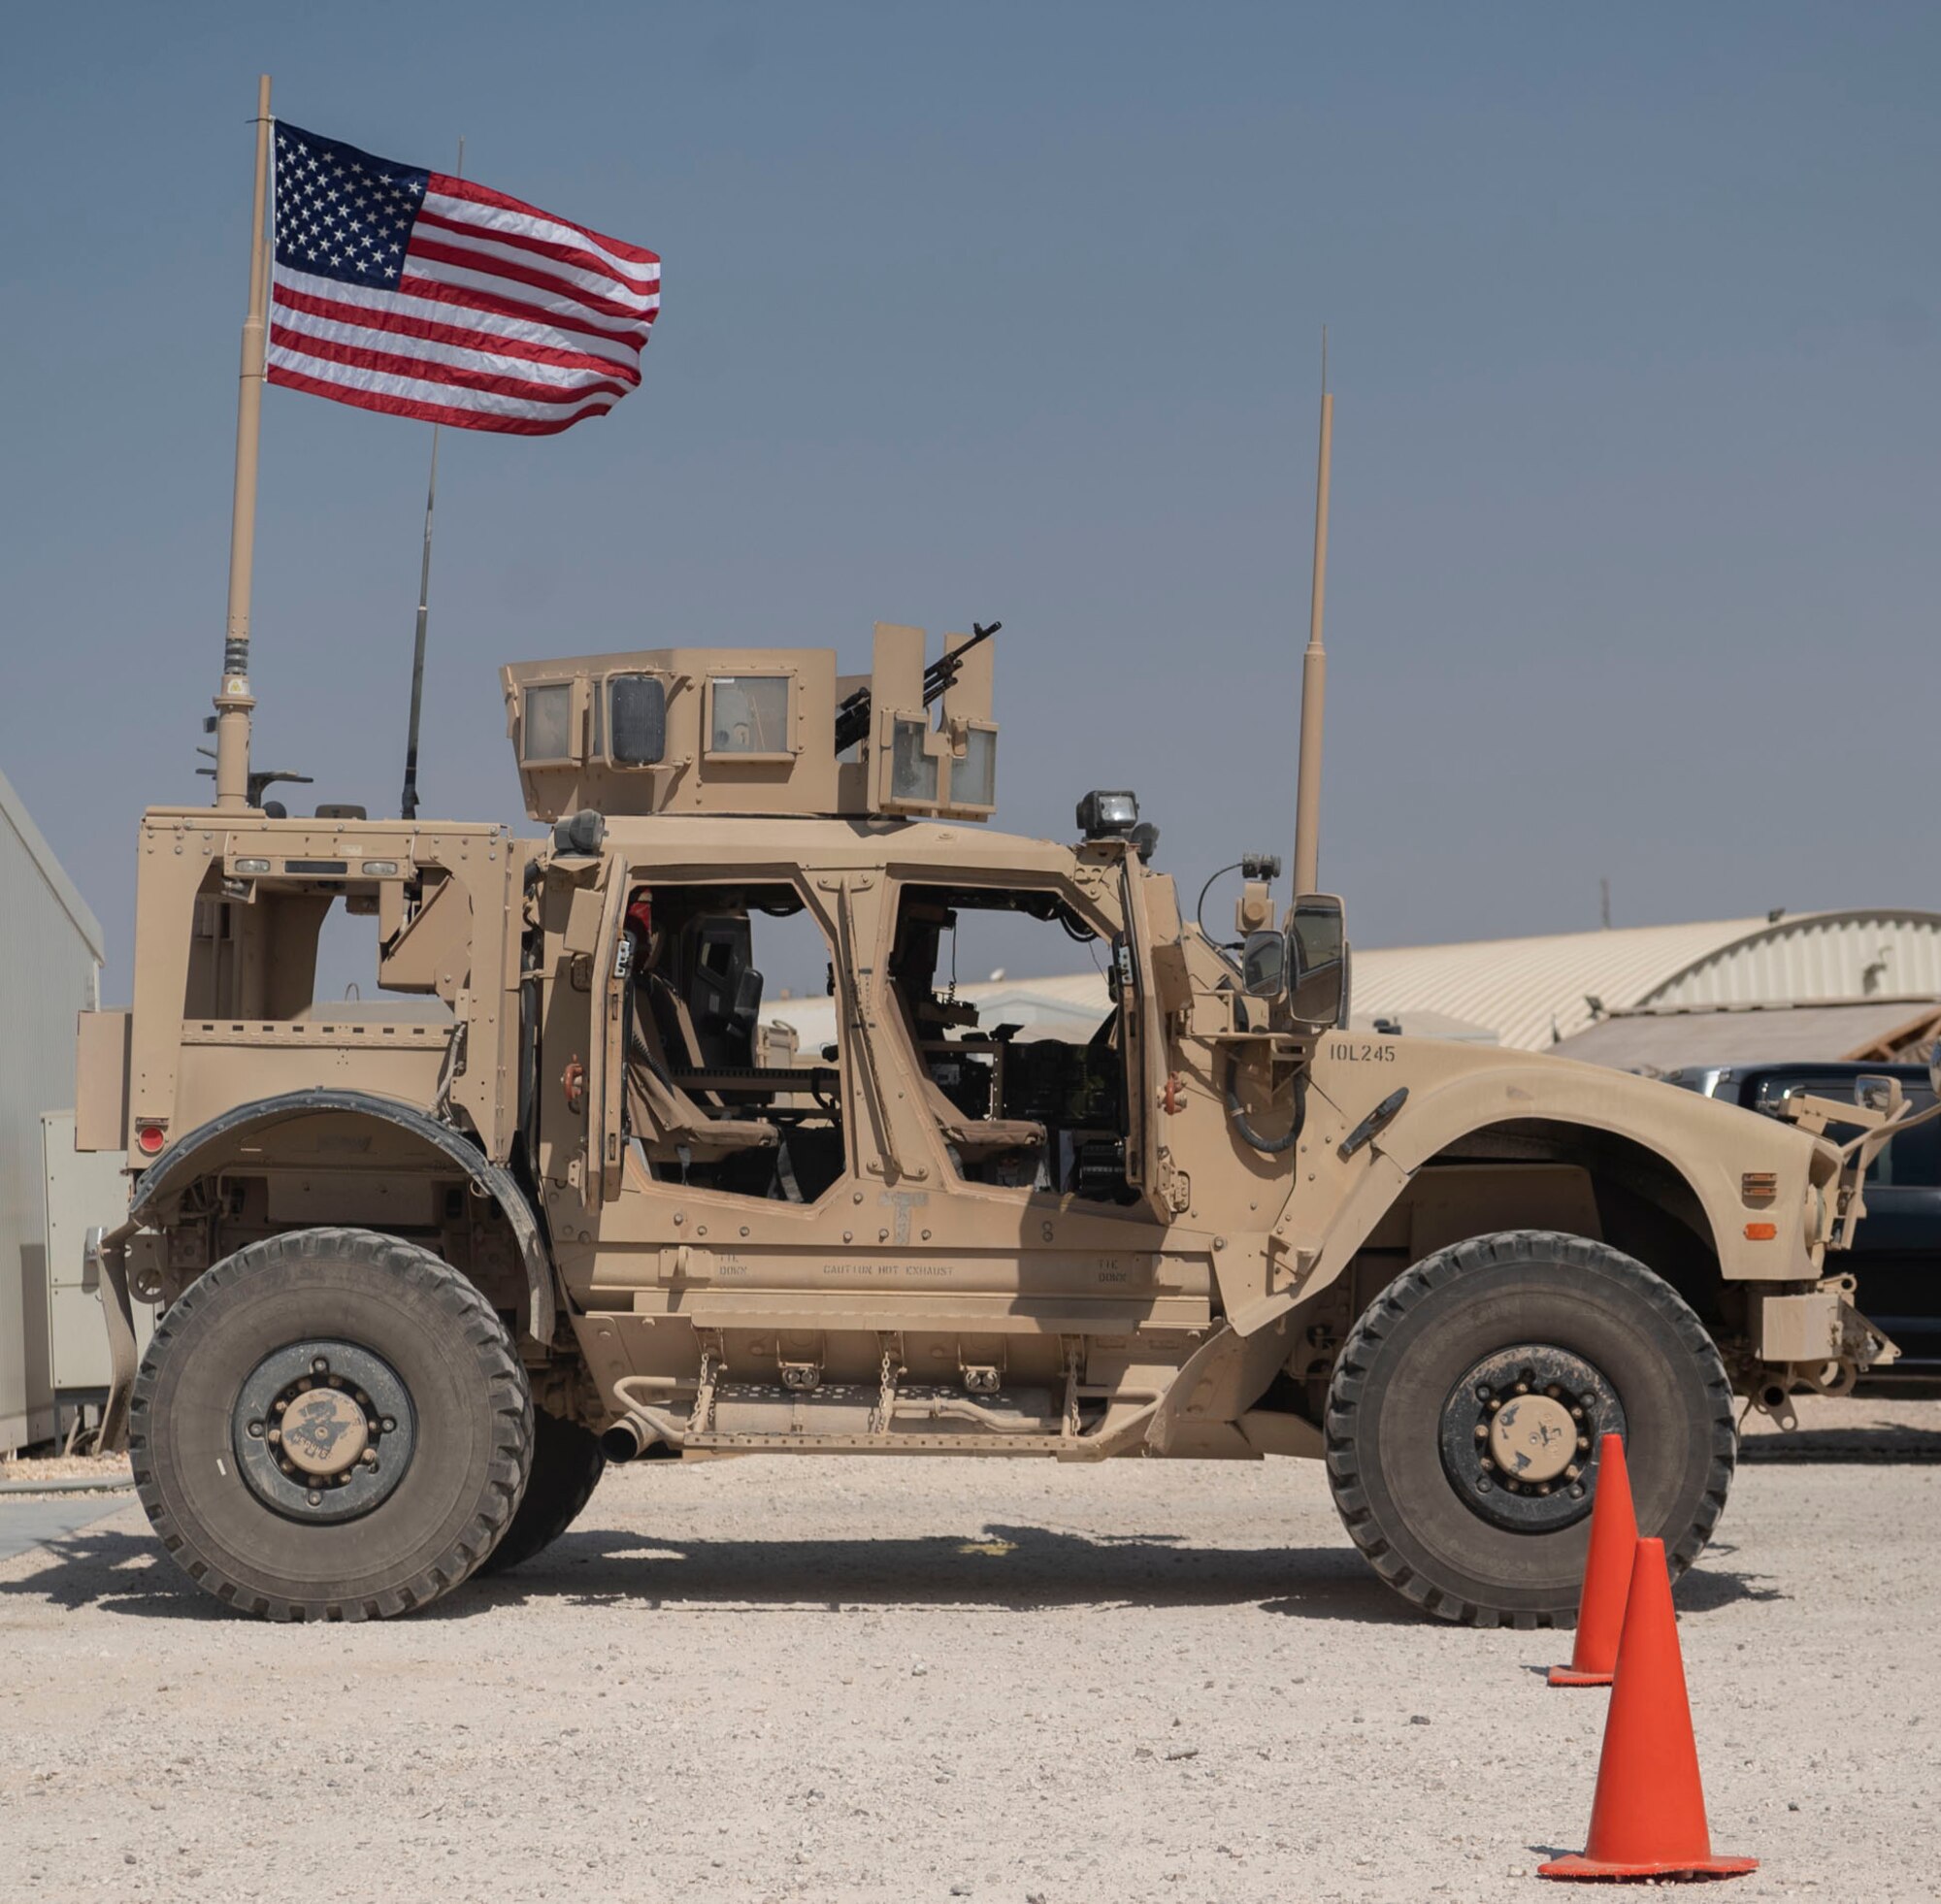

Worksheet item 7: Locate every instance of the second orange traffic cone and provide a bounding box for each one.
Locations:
[1538,1538,1758,1883]
[1549,1431,1636,1687]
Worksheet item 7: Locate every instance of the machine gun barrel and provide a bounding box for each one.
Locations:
[833,621,1000,754]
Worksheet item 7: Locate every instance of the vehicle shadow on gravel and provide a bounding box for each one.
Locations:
[0,1521,1417,1624]
[463,1523,1431,1624]
[0,1520,1789,1625]
[1740,1425,1941,1463]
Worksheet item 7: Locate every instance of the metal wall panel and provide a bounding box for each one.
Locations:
[41,1112,144,1400]
[0,772,104,1454]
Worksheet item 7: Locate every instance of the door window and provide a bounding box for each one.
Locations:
[618,880,846,1201]
[885,881,1135,1201]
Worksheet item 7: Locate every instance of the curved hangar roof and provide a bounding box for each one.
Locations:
[1352,908,1941,1056]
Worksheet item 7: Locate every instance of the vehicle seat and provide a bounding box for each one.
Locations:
[894,989,1044,1160]
[626,980,778,1163]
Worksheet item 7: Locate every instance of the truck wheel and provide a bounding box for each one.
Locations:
[476,1408,606,1574]
[129,1228,533,1621]
[1324,1230,1734,1628]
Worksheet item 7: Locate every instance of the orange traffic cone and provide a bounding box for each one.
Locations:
[1549,1432,1636,1687]
[1539,1538,1757,1882]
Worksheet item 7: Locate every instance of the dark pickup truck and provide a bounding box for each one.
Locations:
[1660,1061,1940,1380]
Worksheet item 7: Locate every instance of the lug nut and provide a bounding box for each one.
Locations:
[1576,1436,1590,1452]
[1473,1425,1488,1440]
[1513,1382,1530,1395]
[1476,1478,1492,1494]
[307,1491,323,1506]
[1479,1457,1494,1471]
[1564,1462,1581,1480]
[360,1449,378,1466]
[247,1421,265,1439]
[1475,1385,1492,1400]
[313,1358,329,1374]
[1486,1397,1501,1413]
[1568,1484,1586,1499]
[381,1418,396,1433]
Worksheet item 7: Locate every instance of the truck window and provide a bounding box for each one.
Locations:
[620,881,845,1202]
[886,881,1134,1201]
[1754,1074,1940,1189]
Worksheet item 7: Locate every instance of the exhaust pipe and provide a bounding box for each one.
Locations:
[600,1417,655,1462]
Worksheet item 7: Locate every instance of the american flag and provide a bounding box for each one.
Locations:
[268,122,659,436]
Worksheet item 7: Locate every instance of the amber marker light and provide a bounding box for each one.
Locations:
[1744,1222,1778,1241]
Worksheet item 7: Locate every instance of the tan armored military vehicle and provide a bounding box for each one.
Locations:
[77,622,1917,1624]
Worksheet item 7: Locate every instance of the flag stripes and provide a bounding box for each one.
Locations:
[267,122,657,435]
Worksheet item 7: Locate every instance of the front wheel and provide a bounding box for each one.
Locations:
[130,1228,533,1621]
[1325,1230,1735,1628]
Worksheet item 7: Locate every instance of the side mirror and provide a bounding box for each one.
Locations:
[1857,1074,1904,1118]
[1289,893,1349,1029]
[1239,929,1288,998]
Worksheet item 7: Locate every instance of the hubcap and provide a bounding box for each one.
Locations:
[1488,1393,1576,1483]
[1438,1344,1626,1534]
[234,1340,416,1525]
[280,1389,371,1477]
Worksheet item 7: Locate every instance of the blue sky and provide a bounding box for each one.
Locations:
[3,3,1936,1001]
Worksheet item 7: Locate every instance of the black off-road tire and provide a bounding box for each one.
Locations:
[129,1228,533,1621]
[1325,1230,1735,1628]
[476,1407,606,1575]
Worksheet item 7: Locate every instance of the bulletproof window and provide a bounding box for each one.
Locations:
[706,675,791,757]
[522,683,575,763]
[890,719,938,803]
[953,726,997,808]
[608,674,667,767]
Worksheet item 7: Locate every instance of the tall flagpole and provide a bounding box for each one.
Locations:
[1291,329,1332,897]
[214,73,274,812]
[400,136,463,823]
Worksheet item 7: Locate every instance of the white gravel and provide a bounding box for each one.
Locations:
[1,1401,1935,1903]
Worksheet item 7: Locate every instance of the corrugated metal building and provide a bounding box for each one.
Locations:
[1,767,106,1453]
[1353,907,1941,1067]
[763,905,1941,1078]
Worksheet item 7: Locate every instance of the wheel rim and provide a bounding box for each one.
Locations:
[1437,1344,1626,1534]
[233,1339,417,1525]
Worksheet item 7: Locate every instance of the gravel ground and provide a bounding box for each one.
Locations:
[0,1452,133,1488]
[0,1400,1934,1904]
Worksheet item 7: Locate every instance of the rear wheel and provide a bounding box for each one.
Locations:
[1325,1230,1734,1628]
[130,1228,532,1621]
[477,1407,606,1574]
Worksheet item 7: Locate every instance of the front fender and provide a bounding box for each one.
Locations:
[127,1088,558,1347]
[1227,1041,1826,1338]
[1363,1049,1819,1283]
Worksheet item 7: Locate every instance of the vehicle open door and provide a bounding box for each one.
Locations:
[580,853,632,1204]
[1116,852,1184,1222]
